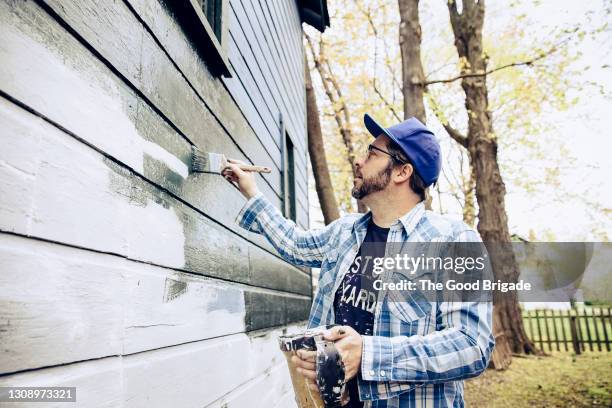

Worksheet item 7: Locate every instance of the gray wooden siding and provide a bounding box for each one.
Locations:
[226,0,309,223]
[0,0,310,405]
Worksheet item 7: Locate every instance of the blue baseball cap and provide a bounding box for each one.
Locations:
[364,113,441,187]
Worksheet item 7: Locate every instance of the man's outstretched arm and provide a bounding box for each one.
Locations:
[224,159,341,268]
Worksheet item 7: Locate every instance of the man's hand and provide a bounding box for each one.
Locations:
[221,158,260,199]
[324,326,363,381]
[291,350,342,400]
[291,350,321,394]
[291,325,363,387]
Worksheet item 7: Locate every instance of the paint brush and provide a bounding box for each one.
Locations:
[191,146,271,174]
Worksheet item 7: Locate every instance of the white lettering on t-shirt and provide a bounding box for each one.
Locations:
[339,281,377,313]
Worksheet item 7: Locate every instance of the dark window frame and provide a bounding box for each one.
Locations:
[280,114,297,222]
[200,0,223,41]
[171,0,232,77]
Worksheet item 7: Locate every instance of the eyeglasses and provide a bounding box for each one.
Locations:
[367,144,408,164]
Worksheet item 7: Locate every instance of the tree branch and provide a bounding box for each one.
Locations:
[422,58,542,85]
[373,79,402,121]
[421,36,572,86]
[443,122,469,148]
[427,93,469,147]
[358,1,402,121]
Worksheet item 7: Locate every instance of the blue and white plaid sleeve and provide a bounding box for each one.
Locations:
[361,301,494,383]
[361,228,495,384]
[235,192,341,268]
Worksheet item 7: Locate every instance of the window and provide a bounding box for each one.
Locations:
[282,131,297,222]
[199,0,222,42]
[172,0,231,77]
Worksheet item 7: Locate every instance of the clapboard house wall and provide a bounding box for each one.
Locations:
[0,0,320,405]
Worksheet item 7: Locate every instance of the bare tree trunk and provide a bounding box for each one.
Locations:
[304,50,341,225]
[305,33,367,213]
[446,0,539,366]
[398,0,427,123]
[397,0,434,209]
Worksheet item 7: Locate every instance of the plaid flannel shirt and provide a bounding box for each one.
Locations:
[236,193,495,408]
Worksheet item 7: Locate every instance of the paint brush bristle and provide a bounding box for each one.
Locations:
[191,146,272,174]
[191,146,226,174]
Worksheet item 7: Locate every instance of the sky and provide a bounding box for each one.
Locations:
[307,0,612,242]
[485,0,612,241]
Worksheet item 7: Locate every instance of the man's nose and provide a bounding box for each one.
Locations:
[355,158,363,168]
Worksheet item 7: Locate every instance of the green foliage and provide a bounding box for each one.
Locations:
[306,0,610,238]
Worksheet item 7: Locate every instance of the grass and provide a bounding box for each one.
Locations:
[465,352,612,407]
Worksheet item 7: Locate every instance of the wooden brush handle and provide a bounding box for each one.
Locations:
[239,164,272,173]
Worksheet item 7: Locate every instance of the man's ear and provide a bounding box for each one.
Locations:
[394,163,413,183]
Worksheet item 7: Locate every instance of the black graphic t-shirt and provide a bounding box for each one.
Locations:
[333,219,389,408]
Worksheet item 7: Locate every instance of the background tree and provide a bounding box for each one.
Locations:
[305,49,341,224]
[397,0,426,122]
[396,0,437,210]
[304,0,611,304]
[307,0,610,235]
[445,0,535,364]
[396,0,517,368]
[305,33,368,213]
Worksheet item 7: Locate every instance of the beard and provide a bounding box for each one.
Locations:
[351,162,393,200]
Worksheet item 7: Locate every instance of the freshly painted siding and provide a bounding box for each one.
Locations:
[0,0,310,405]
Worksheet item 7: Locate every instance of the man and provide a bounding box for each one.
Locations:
[222,114,495,407]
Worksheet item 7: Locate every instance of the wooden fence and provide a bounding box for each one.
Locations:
[522,307,611,354]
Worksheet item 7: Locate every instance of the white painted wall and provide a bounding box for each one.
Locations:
[0,0,311,406]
